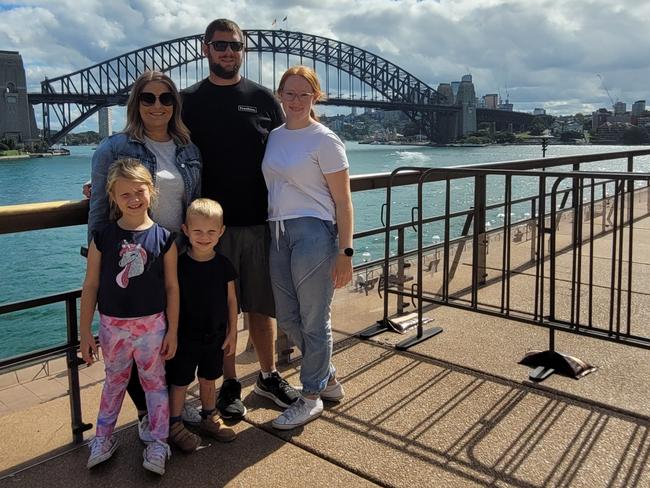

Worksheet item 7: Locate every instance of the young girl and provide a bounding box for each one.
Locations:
[79,158,179,476]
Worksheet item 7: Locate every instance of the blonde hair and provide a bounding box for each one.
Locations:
[106,158,157,220]
[124,70,191,145]
[277,65,324,122]
[186,198,224,227]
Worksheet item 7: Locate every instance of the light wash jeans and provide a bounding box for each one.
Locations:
[269,217,338,396]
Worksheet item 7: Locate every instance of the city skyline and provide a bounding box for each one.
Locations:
[1,0,649,118]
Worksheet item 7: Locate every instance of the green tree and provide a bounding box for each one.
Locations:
[622,126,650,145]
[560,130,583,142]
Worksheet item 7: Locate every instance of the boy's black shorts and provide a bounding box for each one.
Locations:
[166,333,225,386]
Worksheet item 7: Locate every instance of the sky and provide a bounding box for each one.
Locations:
[2,0,650,130]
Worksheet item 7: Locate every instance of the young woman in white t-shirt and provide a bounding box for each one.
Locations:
[262,66,354,430]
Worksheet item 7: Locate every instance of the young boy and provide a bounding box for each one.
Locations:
[166,198,238,452]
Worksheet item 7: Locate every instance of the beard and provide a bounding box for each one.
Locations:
[209,59,241,79]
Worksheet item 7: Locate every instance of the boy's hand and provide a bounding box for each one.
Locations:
[80,331,98,366]
[222,331,237,357]
[161,332,177,360]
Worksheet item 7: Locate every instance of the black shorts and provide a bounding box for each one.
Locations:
[166,334,225,386]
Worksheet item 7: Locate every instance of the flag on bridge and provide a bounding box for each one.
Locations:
[282,16,287,22]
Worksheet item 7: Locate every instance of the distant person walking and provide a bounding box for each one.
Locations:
[262,66,354,429]
[182,18,299,419]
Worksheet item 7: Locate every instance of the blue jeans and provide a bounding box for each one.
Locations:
[269,217,338,396]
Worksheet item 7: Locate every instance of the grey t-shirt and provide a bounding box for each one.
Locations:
[145,136,185,232]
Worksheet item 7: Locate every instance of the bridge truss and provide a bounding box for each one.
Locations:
[36,30,458,145]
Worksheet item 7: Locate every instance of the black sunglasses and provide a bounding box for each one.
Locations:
[206,40,244,52]
[138,92,175,106]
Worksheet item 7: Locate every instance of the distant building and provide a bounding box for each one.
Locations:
[351,106,358,117]
[98,107,112,139]
[533,108,546,116]
[461,74,472,83]
[592,108,611,131]
[483,94,498,109]
[498,100,513,111]
[594,122,632,144]
[0,50,38,143]
[613,101,626,115]
[632,100,646,116]
[451,81,461,100]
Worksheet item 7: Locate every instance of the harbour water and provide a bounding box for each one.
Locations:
[1,142,647,359]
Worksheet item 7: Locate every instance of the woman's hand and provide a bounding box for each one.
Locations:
[80,330,98,366]
[222,330,237,357]
[332,254,353,289]
[161,332,178,360]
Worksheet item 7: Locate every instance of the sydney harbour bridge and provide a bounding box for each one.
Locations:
[26,30,532,145]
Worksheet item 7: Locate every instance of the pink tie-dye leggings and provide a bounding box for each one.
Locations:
[95,312,169,440]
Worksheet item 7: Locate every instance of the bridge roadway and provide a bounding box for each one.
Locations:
[1,215,649,487]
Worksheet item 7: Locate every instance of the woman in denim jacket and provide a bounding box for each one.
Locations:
[88,70,201,239]
[87,70,202,436]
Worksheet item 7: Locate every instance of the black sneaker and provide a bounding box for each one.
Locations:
[217,379,247,420]
[253,372,300,408]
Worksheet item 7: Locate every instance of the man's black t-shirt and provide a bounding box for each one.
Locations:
[181,77,284,227]
[177,252,238,341]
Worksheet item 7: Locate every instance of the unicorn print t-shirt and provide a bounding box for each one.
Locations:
[93,222,175,318]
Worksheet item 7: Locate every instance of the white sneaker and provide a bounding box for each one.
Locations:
[138,415,154,443]
[142,440,171,475]
[181,404,202,425]
[272,397,323,430]
[87,435,118,469]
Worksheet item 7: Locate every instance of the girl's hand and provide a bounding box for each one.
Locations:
[222,331,237,357]
[332,255,353,289]
[80,331,98,366]
[161,332,177,360]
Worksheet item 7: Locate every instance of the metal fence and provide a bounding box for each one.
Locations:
[2,148,650,442]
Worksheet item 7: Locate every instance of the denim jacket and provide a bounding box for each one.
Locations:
[88,132,202,241]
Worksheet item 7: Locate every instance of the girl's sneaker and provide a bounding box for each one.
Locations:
[142,440,171,475]
[320,379,345,401]
[271,397,323,430]
[87,435,118,469]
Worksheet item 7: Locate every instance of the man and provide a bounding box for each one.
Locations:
[182,18,299,419]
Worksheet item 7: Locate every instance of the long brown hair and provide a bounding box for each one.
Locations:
[277,65,325,122]
[124,70,191,145]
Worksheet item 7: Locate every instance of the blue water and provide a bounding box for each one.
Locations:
[1,143,648,359]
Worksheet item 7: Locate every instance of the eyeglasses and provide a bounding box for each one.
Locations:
[138,92,175,106]
[206,40,244,52]
[280,91,314,102]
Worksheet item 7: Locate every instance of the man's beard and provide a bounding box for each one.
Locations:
[209,60,241,79]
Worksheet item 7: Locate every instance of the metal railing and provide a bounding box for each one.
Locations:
[2,148,650,442]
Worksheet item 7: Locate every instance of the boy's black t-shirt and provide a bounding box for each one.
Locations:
[177,252,238,341]
[93,222,175,318]
[181,77,284,227]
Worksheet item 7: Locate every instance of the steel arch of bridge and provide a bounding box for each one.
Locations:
[38,30,454,145]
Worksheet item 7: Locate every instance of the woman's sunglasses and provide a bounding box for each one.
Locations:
[138,92,175,106]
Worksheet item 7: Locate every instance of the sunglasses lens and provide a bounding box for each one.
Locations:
[210,41,243,51]
[159,93,174,106]
[212,41,228,51]
[230,42,243,51]
[139,92,156,105]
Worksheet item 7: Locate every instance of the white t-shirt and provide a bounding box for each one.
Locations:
[144,136,184,232]
[262,122,349,222]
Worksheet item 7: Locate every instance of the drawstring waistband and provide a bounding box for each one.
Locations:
[274,220,285,251]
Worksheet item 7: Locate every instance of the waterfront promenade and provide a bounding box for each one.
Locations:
[2,214,650,487]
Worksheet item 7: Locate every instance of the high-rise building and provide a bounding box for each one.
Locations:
[613,101,626,115]
[0,51,38,143]
[98,107,112,139]
[533,108,546,115]
[632,100,646,116]
[483,94,499,109]
[451,81,461,100]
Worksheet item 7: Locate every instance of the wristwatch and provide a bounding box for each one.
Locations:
[339,248,354,257]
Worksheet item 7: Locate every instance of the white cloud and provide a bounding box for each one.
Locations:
[1,0,648,124]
